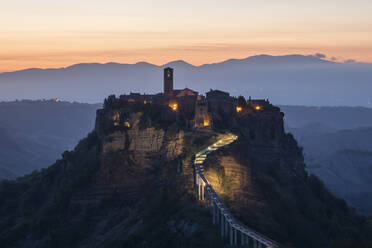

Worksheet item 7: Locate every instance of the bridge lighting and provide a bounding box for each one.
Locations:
[236,106,242,113]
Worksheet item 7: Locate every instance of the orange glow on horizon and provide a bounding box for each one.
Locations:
[1,0,372,72]
[2,47,372,73]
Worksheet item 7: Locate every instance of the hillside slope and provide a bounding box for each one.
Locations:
[0,96,371,248]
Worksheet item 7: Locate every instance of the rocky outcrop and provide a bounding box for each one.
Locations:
[204,154,264,208]
[0,95,371,248]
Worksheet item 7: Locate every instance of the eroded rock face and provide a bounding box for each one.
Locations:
[97,117,188,200]
[204,154,264,208]
[1,96,371,248]
[89,103,222,208]
[98,126,186,187]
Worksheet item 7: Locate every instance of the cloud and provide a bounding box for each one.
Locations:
[344,59,356,63]
[314,53,326,59]
[330,56,337,61]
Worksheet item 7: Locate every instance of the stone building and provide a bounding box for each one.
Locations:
[206,89,231,101]
[194,100,212,128]
[108,67,275,132]
[164,67,174,96]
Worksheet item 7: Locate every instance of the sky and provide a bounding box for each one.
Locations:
[1,0,372,72]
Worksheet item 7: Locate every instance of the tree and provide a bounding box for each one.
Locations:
[237,96,247,106]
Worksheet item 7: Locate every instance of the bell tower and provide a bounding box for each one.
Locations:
[163,67,174,96]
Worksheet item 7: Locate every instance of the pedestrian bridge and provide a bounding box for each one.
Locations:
[194,133,279,248]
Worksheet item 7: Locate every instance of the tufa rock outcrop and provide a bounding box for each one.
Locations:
[0,93,371,248]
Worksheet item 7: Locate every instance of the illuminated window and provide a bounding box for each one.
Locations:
[124,122,131,128]
[113,112,120,127]
[255,105,262,111]
[203,119,210,126]
[113,112,120,121]
[169,102,178,111]
[236,106,242,113]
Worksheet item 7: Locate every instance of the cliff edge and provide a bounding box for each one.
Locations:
[0,94,371,248]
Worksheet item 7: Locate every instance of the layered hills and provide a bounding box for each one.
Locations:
[1,54,372,106]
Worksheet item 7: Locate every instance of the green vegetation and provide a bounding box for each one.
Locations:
[0,131,100,248]
[109,179,224,248]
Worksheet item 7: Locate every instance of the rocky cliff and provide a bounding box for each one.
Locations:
[0,96,371,248]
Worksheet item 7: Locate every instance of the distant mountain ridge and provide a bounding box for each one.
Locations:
[0,54,338,75]
[1,54,372,106]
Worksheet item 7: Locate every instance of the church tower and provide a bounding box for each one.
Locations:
[163,67,174,96]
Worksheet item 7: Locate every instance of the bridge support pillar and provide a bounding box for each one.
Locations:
[245,235,249,247]
[258,242,262,248]
[220,211,224,238]
[207,190,211,209]
[204,188,208,207]
[198,178,200,200]
[194,164,197,189]
[224,215,228,237]
[209,192,212,209]
[213,201,216,224]
[199,181,202,201]
[230,224,233,245]
[201,183,204,201]
[234,227,237,245]
[241,232,245,246]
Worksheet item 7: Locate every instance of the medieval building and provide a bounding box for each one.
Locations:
[114,67,272,130]
[163,67,174,96]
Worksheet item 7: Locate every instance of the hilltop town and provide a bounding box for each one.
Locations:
[98,67,277,132]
